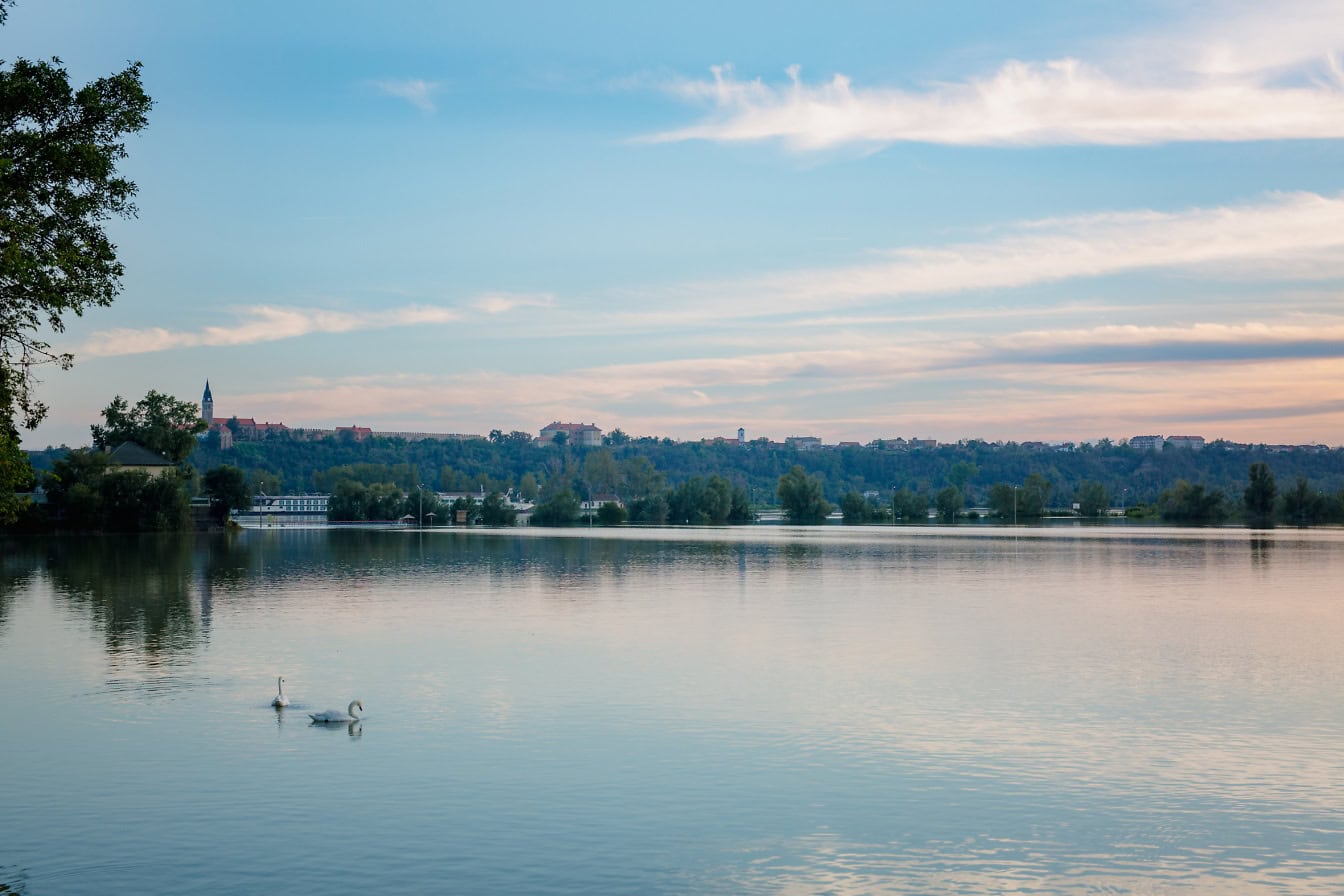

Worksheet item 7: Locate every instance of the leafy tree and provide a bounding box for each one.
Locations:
[531,489,580,525]
[41,448,111,529]
[583,449,621,496]
[202,465,251,523]
[777,465,832,524]
[1021,473,1053,517]
[596,501,627,525]
[518,472,539,502]
[41,448,187,531]
[1075,480,1109,518]
[91,391,205,463]
[0,428,33,524]
[841,491,872,524]
[1280,476,1326,526]
[1243,462,1276,527]
[1,16,152,439]
[249,469,281,495]
[947,460,978,492]
[891,488,928,522]
[935,485,962,522]
[479,491,517,526]
[327,480,369,521]
[626,493,669,524]
[619,455,665,499]
[1158,480,1227,524]
[603,428,631,446]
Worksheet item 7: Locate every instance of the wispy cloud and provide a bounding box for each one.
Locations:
[238,313,1344,441]
[374,78,441,113]
[645,2,1344,148]
[597,191,1344,326]
[471,292,556,315]
[78,305,459,358]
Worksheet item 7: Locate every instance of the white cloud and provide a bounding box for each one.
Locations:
[374,78,441,113]
[596,191,1344,326]
[471,292,556,314]
[78,304,459,358]
[646,3,1344,148]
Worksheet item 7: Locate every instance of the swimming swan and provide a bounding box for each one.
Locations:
[271,677,289,708]
[309,700,363,723]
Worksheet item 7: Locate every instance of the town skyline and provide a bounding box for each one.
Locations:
[9,1,1344,451]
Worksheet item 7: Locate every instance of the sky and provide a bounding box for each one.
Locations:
[8,0,1344,448]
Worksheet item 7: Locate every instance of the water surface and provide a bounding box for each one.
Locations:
[2,526,1341,893]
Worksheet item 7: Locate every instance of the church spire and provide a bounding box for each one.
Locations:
[202,380,214,422]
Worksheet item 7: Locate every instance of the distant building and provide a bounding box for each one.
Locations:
[1164,435,1205,450]
[785,436,823,451]
[107,441,175,478]
[251,494,330,515]
[737,427,746,446]
[539,422,603,447]
[1129,435,1164,451]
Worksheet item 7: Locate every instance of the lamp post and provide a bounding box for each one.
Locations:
[1013,484,1019,526]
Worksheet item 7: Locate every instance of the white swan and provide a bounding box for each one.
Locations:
[271,676,289,708]
[309,700,363,723]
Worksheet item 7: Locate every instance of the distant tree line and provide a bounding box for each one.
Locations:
[17,417,1344,531]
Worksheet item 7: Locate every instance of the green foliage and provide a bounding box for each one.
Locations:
[987,474,1053,520]
[41,448,188,531]
[596,501,627,525]
[90,391,205,463]
[626,494,669,524]
[583,449,621,495]
[1243,462,1277,526]
[202,465,251,523]
[947,460,978,491]
[1,38,151,434]
[668,474,748,524]
[531,489,580,525]
[325,480,405,521]
[402,485,447,526]
[479,491,517,526]
[0,428,34,524]
[840,491,892,524]
[1158,480,1228,524]
[891,488,928,522]
[450,495,479,525]
[935,485,963,522]
[777,465,832,524]
[518,472,539,501]
[1280,477,1327,526]
[1075,480,1109,518]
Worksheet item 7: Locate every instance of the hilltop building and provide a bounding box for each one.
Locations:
[539,422,602,447]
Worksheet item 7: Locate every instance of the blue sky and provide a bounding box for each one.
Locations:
[9,0,1344,448]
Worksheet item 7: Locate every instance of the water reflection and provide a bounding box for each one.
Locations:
[42,535,201,656]
[0,539,44,637]
[1250,535,1273,567]
[309,720,362,737]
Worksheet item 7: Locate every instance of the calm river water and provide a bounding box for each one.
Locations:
[1,525,1342,894]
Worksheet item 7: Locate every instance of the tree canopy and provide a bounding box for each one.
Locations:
[1,13,152,434]
[777,465,832,524]
[91,391,205,463]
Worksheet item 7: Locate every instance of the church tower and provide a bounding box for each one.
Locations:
[202,380,214,423]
